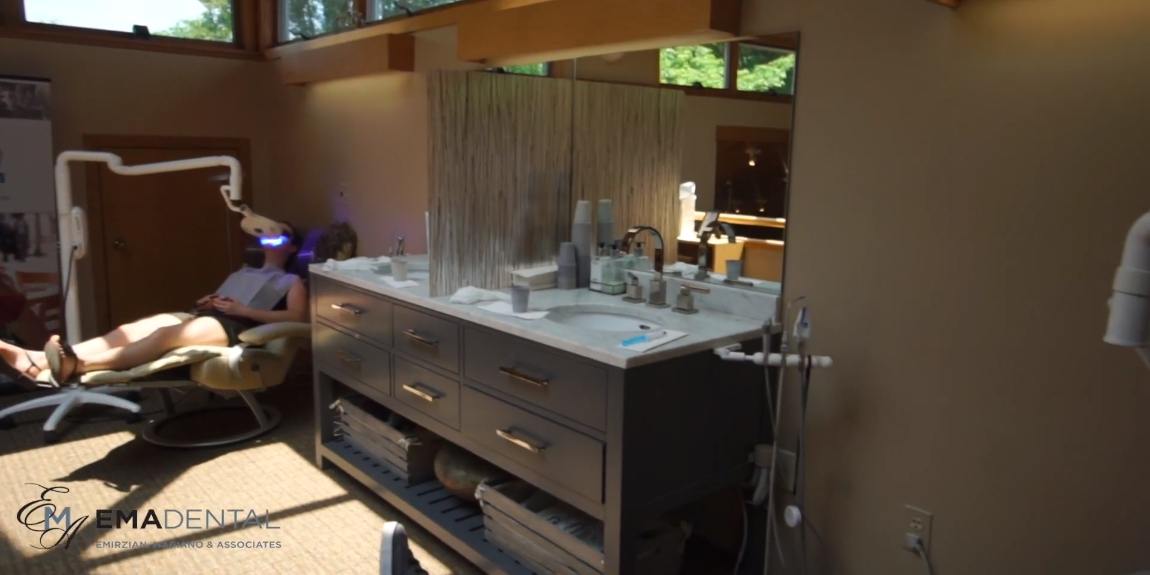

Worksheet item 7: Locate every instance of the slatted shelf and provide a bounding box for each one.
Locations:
[320,439,533,575]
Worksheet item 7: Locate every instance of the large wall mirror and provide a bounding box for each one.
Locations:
[428,33,799,296]
[564,34,797,291]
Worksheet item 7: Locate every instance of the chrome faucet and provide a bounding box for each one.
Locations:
[620,225,668,307]
[695,212,736,281]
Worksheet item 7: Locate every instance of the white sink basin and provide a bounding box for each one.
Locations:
[546,305,662,333]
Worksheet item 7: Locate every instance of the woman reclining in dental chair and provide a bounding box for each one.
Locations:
[0,225,308,386]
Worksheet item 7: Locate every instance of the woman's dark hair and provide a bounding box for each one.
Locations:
[282,222,304,272]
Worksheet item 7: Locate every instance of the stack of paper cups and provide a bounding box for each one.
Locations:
[572,200,592,288]
[597,199,615,250]
[557,242,578,290]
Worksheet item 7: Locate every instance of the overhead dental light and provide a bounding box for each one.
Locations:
[53,151,282,344]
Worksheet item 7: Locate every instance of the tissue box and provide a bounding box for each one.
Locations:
[511,265,558,290]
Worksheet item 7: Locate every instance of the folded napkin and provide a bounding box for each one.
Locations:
[617,330,687,353]
[321,256,390,272]
[477,301,549,320]
[382,277,419,289]
[449,286,509,305]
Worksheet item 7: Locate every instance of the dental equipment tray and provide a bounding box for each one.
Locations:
[333,396,440,485]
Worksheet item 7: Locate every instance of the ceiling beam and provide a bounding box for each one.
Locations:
[275,33,414,85]
[458,0,742,65]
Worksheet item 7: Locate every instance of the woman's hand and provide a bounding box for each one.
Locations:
[194,294,217,311]
[211,297,251,318]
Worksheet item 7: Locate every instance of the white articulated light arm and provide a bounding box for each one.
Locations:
[54,152,246,344]
[1105,210,1150,368]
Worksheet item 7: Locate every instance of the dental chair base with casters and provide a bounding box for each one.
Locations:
[0,317,310,446]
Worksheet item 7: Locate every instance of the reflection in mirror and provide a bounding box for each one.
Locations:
[564,34,799,292]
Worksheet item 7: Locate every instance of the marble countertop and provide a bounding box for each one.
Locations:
[310,264,765,369]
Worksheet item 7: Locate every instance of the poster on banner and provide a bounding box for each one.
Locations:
[0,77,62,350]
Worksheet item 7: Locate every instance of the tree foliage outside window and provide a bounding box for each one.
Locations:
[162,0,234,42]
[737,44,796,95]
[659,44,727,89]
[660,42,797,96]
[499,63,549,77]
[283,0,358,41]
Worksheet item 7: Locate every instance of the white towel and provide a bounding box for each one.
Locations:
[477,301,549,320]
[321,256,390,272]
[449,286,510,305]
[382,277,419,289]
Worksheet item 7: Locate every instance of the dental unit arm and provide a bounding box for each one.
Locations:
[54,151,284,344]
[1106,210,1150,369]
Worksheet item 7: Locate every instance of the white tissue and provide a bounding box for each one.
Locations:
[449,286,510,305]
[382,277,419,289]
[321,256,390,272]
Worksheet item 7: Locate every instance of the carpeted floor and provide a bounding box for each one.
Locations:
[0,379,480,575]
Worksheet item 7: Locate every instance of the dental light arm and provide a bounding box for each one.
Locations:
[1105,210,1150,369]
[54,151,278,344]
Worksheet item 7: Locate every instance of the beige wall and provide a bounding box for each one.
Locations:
[0,38,279,336]
[743,0,1150,573]
[270,29,481,256]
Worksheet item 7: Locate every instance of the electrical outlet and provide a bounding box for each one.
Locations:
[902,505,933,552]
[777,448,798,493]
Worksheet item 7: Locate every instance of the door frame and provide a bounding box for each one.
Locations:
[82,135,252,334]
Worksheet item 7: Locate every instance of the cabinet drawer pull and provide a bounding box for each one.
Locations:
[498,366,549,388]
[401,383,441,403]
[495,428,547,454]
[402,329,440,348]
[335,350,362,365]
[330,302,365,316]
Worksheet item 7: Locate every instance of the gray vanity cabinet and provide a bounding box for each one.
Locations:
[311,274,763,574]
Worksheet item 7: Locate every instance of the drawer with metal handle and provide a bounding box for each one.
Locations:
[394,357,461,429]
[314,323,392,401]
[393,304,460,373]
[461,386,603,503]
[464,327,607,430]
[315,276,394,346]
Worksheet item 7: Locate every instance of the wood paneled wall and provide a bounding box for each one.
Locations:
[428,72,685,295]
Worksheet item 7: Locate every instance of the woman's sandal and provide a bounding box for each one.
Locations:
[0,350,48,389]
[44,338,80,387]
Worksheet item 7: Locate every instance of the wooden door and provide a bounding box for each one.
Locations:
[85,136,250,332]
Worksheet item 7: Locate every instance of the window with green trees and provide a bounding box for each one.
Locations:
[281,0,359,41]
[497,63,549,77]
[368,0,464,22]
[660,41,796,97]
[659,44,728,89]
[22,0,235,42]
[736,44,796,95]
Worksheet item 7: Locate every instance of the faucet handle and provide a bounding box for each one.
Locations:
[674,282,707,314]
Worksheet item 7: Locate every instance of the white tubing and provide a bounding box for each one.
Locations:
[714,346,834,369]
[54,152,243,343]
[1106,211,1150,348]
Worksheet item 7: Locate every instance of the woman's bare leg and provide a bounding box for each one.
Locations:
[59,317,228,374]
[71,313,188,357]
[0,313,189,379]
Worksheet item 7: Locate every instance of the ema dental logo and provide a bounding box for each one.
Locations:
[16,483,279,552]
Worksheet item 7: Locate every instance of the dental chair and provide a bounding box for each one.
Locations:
[0,230,322,447]
[0,151,321,446]
[0,319,310,446]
